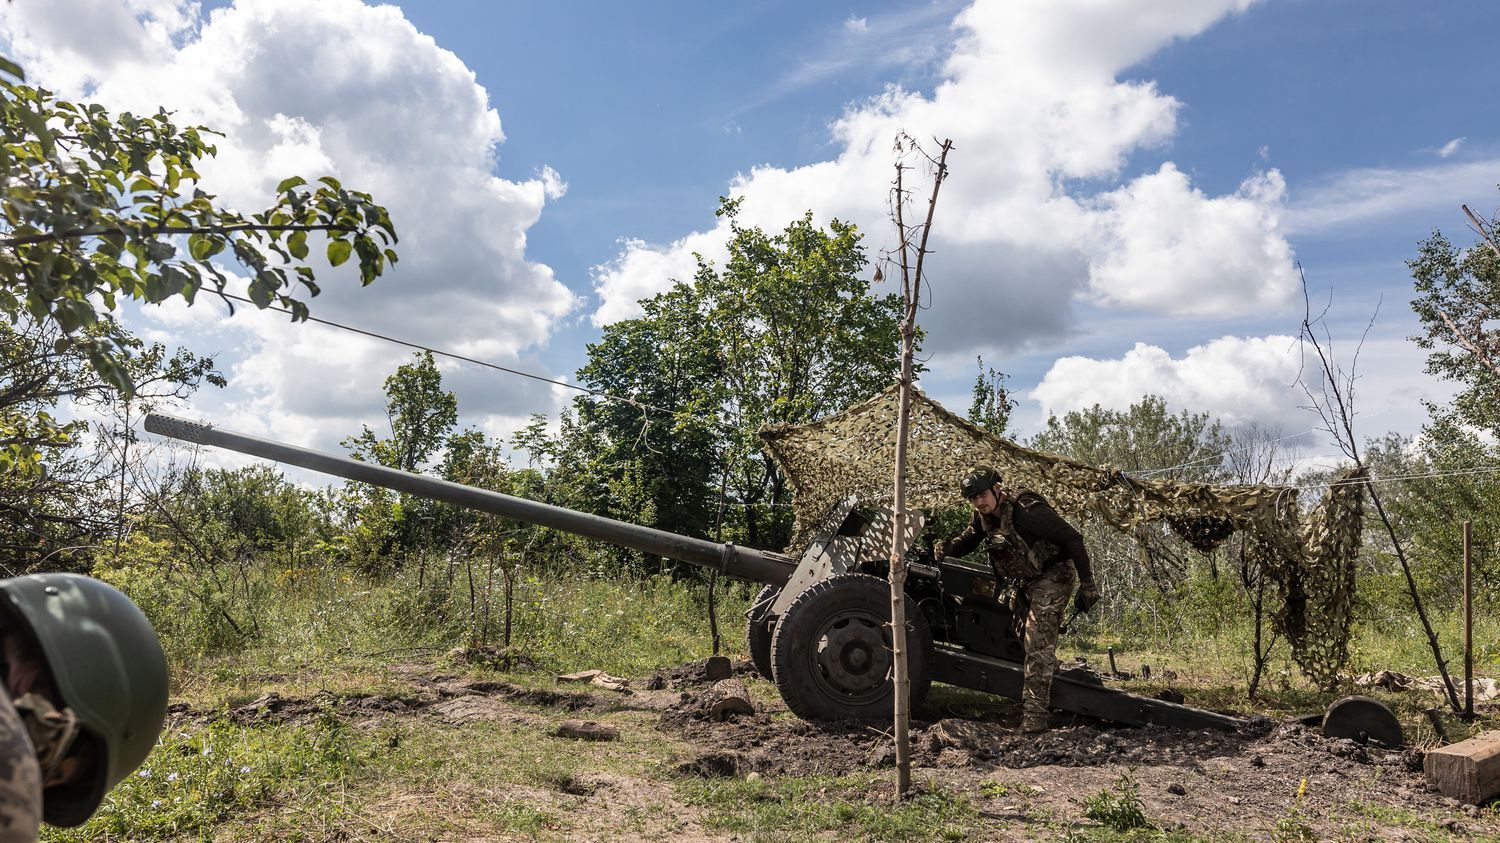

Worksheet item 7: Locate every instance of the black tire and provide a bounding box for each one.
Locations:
[745,584,780,681]
[769,573,933,720]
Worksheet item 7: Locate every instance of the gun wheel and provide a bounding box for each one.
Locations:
[744,584,780,681]
[770,573,932,720]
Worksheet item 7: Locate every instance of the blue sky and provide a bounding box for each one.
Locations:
[3,0,1497,475]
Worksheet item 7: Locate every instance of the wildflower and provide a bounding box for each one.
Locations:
[240,765,251,773]
[137,769,151,778]
[150,800,162,809]
[1296,777,1307,800]
[166,772,178,782]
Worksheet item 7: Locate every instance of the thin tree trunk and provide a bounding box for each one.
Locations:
[887,136,952,798]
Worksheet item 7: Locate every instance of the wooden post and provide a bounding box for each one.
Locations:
[1464,519,1473,720]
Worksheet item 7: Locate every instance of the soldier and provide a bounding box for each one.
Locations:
[0,573,168,840]
[934,466,1099,733]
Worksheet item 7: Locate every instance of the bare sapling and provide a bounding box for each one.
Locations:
[1296,269,1463,712]
[884,133,953,796]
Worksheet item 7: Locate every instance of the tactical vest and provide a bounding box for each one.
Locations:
[980,492,1062,580]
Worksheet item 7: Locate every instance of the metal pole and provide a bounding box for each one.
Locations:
[1464,519,1473,720]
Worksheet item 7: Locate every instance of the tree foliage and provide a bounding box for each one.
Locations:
[0,56,397,477]
[0,317,222,565]
[1409,223,1500,435]
[1399,215,1500,596]
[344,352,457,473]
[557,199,907,554]
[1030,395,1231,482]
[967,355,1015,436]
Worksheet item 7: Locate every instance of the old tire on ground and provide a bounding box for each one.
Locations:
[745,584,780,681]
[769,573,933,720]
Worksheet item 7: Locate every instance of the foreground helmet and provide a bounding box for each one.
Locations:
[0,574,168,827]
[960,466,1002,499]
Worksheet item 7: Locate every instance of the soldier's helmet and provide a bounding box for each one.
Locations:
[960,466,1002,499]
[0,574,168,827]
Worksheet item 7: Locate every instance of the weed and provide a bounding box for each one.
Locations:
[1082,769,1150,833]
[1271,777,1315,842]
[980,779,1041,798]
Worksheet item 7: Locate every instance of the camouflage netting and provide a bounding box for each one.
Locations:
[760,385,1367,688]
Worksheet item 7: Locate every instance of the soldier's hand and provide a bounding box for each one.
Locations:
[1074,581,1100,613]
[933,539,950,561]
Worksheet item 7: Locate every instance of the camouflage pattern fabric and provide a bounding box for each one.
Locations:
[1018,560,1075,727]
[760,384,1365,688]
[0,690,41,843]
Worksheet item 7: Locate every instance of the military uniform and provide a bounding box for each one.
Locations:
[0,690,40,843]
[942,490,1093,732]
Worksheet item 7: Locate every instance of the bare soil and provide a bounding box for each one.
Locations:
[172,657,1500,841]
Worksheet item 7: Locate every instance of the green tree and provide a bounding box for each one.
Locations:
[0,317,222,566]
[1409,225,1500,435]
[967,355,1015,436]
[1404,216,1500,597]
[563,198,907,555]
[341,352,459,567]
[1029,395,1230,482]
[344,352,458,473]
[0,57,396,475]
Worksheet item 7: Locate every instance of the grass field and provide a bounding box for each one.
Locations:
[48,564,1500,841]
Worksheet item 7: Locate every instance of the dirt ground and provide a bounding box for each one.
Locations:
[172,658,1500,841]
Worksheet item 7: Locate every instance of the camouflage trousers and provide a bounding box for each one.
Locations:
[1013,559,1076,728]
[0,689,40,843]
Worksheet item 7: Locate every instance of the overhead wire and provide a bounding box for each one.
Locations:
[214,291,685,417]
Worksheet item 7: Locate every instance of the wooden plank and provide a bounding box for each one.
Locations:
[1424,730,1500,804]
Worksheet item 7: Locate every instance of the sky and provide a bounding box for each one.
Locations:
[3,0,1498,478]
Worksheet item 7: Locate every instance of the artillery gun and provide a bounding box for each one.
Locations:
[145,413,1402,744]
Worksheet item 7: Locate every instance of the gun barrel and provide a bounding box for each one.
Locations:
[144,414,795,586]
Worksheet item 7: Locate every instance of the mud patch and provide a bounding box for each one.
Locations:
[430,695,514,723]
[663,713,921,778]
[646,657,754,690]
[208,691,422,725]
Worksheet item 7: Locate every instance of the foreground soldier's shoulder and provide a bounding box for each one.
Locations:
[0,692,40,843]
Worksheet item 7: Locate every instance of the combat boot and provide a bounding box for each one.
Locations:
[1019,708,1050,734]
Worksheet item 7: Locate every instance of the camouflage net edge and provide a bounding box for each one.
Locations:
[760,384,1365,688]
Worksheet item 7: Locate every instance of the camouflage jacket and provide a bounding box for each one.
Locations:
[946,490,1094,582]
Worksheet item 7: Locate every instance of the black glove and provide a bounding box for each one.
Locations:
[1074,581,1100,613]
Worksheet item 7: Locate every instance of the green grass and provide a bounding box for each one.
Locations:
[45,712,376,842]
[678,773,976,842]
[70,554,1500,841]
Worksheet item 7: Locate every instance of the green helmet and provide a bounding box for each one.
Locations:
[0,574,168,827]
[960,466,1002,499]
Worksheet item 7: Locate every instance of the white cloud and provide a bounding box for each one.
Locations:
[1439,137,1466,158]
[844,16,869,34]
[593,0,1291,357]
[1030,335,1306,430]
[1084,165,1298,314]
[3,0,578,448]
[1028,330,1458,448]
[1285,158,1500,235]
